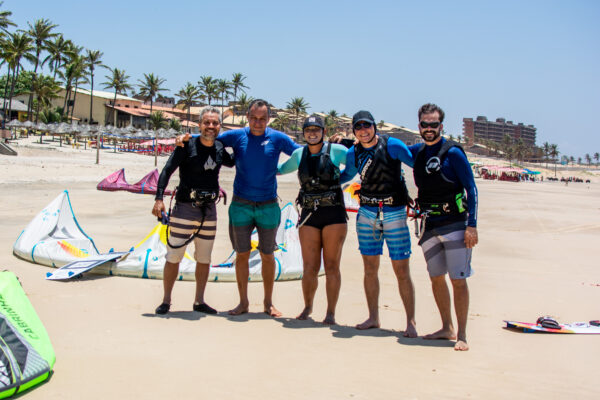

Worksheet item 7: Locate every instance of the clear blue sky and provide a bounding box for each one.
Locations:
[5,0,600,159]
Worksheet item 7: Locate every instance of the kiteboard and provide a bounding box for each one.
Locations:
[504,320,600,334]
[46,251,129,280]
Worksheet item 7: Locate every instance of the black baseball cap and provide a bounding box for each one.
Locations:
[303,114,324,130]
[352,110,375,127]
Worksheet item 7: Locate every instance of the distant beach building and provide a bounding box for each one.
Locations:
[463,116,536,148]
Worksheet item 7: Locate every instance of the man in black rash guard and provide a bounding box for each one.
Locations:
[152,106,234,315]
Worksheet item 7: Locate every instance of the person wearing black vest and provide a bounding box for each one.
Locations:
[151,107,234,315]
[277,115,349,324]
[338,111,417,337]
[409,103,478,351]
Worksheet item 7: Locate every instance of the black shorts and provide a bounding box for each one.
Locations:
[299,205,347,230]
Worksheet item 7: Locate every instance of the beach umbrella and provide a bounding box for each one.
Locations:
[22,120,34,128]
[35,122,48,132]
[6,119,22,128]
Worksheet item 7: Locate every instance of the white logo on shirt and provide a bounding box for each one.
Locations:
[204,156,216,170]
[425,157,441,174]
[261,140,270,146]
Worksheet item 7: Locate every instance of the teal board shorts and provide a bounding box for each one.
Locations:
[228,195,280,254]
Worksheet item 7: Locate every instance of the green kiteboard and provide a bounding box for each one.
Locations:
[0,271,55,398]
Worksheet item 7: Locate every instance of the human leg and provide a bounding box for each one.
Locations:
[384,208,416,337]
[297,224,323,320]
[356,254,381,329]
[391,258,417,337]
[227,200,254,315]
[255,201,281,317]
[355,208,384,329]
[161,261,180,305]
[320,222,347,324]
[451,278,469,350]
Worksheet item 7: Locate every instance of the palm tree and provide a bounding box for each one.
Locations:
[594,152,599,167]
[66,53,87,122]
[149,110,167,130]
[197,75,214,104]
[169,118,181,132]
[570,156,575,165]
[585,153,592,166]
[2,32,34,121]
[137,73,167,166]
[271,113,290,133]
[0,2,15,33]
[176,82,199,132]
[42,34,73,80]
[542,142,550,169]
[216,78,232,116]
[102,67,131,126]
[230,72,248,102]
[23,18,58,121]
[286,96,309,133]
[85,49,103,124]
[550,144,559,177]
[25,74,60,123]
[235,92,253,116]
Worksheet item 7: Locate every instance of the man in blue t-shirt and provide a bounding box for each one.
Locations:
[181,99,299,317]
[409,103,478,351]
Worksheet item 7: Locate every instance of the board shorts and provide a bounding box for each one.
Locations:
[299,205,347,230]
[356,206,411,260]
[166,202,217,264]
[419,222,473,279]
[228,195,280,254]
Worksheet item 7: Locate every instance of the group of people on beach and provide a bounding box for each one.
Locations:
[151,99,478,351]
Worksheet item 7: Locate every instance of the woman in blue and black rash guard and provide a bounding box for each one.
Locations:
[278,114,348,325]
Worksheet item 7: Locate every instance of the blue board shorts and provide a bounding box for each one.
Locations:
[356,206,411,260]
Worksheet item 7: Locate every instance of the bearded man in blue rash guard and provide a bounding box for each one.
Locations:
[409,103,478,351]
[338,110,417,337]
[179,99,299,317]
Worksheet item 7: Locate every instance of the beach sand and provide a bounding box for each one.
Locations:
[1,137,599,399]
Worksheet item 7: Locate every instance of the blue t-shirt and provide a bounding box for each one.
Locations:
[218,127,299,201]
[409,139,478,227]
[339,136,414,212]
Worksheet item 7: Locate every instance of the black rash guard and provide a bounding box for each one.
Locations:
[155,137,234,201]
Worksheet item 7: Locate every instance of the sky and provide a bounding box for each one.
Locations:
[4,0,600,158]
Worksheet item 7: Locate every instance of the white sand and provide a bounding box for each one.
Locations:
[1,137,599,399]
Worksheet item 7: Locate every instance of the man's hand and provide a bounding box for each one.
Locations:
[464,226,478,248]
[152,200,165,218]
[175,133,191,147]
[328,134,345,143]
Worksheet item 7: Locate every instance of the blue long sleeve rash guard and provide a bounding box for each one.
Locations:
[409,139,478,227]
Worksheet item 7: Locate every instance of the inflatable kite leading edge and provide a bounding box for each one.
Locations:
[13,191,318,282]
[0,271,55,398]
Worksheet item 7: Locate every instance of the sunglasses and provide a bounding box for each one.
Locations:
[354,121,373,130]
[420,121,441,129]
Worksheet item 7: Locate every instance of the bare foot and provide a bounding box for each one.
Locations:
[356,317,380,330]
[403,322,418,338]
[423,327,456,340]
[265,305,282,317]
[296,306,312,320]
[322,313,336,325]
[454,340,469,351]
[228,303,249,316]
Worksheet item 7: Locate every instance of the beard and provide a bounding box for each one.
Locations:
[421,130,440,143]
